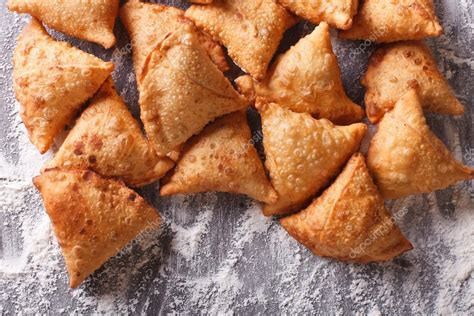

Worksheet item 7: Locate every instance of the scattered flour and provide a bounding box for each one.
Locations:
[170,204,214,261]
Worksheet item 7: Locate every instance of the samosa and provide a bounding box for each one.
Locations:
[13,19,114,153]
[185,0,296,79]
[43,78,174,187]
[120,0,228,77]
[367,89,474,199]
[362,41,464,123]
[257,99,367,216]
[161,112,278,204]
[121,2,247,156]
[278,0,358,29]
[281,153,413,263]
[8,0,119,48]
[34,169,161,288]
[236,22,364,125]
[339,0,443,42]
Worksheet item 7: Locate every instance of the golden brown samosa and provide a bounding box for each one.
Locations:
[367,89,474,199]
[43,78,174,187]
[13,19,114,154]
[362,41,464,123]
[120,0,228,76]
[339,0,443,42]
[185,0,296,79]
[160,112,278,204]
[121,6,248,156]
[236,22,364,125]
[280,153,413,263]
[33,169,161,288]
[278,0,358,29]
[8,0,119,48]
[257,99,367,216]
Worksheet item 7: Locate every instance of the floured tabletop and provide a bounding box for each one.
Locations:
[0,0,473,314]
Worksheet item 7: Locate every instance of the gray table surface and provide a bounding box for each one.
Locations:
[0,0,473,314]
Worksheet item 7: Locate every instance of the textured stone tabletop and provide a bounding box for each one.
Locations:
[0,1,473,314]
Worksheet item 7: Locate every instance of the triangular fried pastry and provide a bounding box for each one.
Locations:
[278,0,358,29]
[361,41,464,123]
[8,0,119,48]
[43,78,174,187]
[13,19,114,154]
[280,153,413,263]
[236,22,364,125]
[367,89,474,199]
[160,111,278,204]
[120,0,228,77]
[33,169,161,288]
[185,0,297,79]
[339,0,443,42]
[257,99,367,216]
[121,15,248,156]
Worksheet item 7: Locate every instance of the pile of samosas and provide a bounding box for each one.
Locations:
[7,0,473,288]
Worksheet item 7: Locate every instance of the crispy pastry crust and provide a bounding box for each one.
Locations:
[278,0,358,29]
[43,78,174,187]
[257,99,367,216]
[236,22,364,125]
[33,169,161,288]
[367,89,474,199]
[13,19,113,153]
[280,153,413,263]
[120,0,228,77]
[8,0,119,48]
[121,2,248,156]
[185,0,297,79]
[189,0,213,3]
[161,111,278,204]
[339,0,443,42]
[362,41,464,123]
